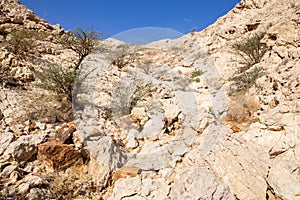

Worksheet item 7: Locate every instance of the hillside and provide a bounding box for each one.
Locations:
[0,0,299,199]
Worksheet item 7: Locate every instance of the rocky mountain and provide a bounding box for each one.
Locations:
[0,0,299,199]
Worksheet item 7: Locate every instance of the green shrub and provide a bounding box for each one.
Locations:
[5,29,38,59]
[56,26,103,69]
[191,69,205,78]
[195,78,201,83]
[34,64,77,102]
[232,32,269,71]
[229,66,264,94]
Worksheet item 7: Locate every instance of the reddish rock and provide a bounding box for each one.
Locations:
[113,166,141,182]
[57,123,76,144]
[37,141,86,172]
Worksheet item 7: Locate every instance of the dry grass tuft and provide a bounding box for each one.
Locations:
[226,93,260,132]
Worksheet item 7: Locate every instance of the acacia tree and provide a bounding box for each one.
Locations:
[57,26,103,69]
[35,27,102,102]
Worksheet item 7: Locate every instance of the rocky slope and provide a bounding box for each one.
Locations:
[0,0,300,199]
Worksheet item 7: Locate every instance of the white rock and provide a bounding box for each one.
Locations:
[0,165,18,178]
[126,131,139,149]
[26,188,51,200]
[131,107,148,125]
[171,167,235,200]
[18,183,30,194]
[85,136,126,170]
[0,131,14,155]
[111,177,142,199]
[142,116,165,141]
[160,98,181,121]
[268,148,300,199]
[140,178,170,199]
[205,132,271,200]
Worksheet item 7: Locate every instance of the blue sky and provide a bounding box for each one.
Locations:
[19,0,240,43]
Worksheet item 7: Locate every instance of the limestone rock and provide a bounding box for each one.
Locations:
[2,134,47,163]
[109,177,142,200]
[142,116,166,141]
[171,167,235,200]
[127,140,189,170]
[26,188,51,200]
[206,132,271,200]
[113,166,141,182]
[0,131,14,155]
[84,136,126,170]
[0,165,18,178]
[57,123,76,144]
[125,131,139,149]
[140,178,170,199]
[1,0,300,199]
[268,148,300,199]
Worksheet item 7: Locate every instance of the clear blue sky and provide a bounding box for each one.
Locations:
[19,0,240,39]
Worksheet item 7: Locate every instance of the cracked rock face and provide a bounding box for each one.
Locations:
[0,0,300,199]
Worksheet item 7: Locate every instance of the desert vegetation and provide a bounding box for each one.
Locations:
[110,44,141,68]
[56,26,103,69]
[5,28,39,60]
[232,32,269,71]
[229,32,269,94]
[34,27,101,103]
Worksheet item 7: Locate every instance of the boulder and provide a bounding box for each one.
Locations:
[0,131,14,156]
[2,134,47,163]
[142,116,166,141]
[37,140,85,172]
[108,177,142,200]
[171,167,235,200]
[26,188,51,200]
[205,132,271,200]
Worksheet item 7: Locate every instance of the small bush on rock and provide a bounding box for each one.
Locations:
[5,28,38,60]
[229,66,264,94]
[34,64,76,102]
[191,69,205,78]
[232,32,269,72]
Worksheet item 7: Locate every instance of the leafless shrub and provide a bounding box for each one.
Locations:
[110,44,141,68]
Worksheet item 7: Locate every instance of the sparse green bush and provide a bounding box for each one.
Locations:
[5,29,38,59]
[34,26,100,106]
[56,26,103,69]
[232,32,269,72]
[195,77,201,83]
[229,66,264,94]
[34,64,77,102]
[191,69,205,78]
[229,32,269,95]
